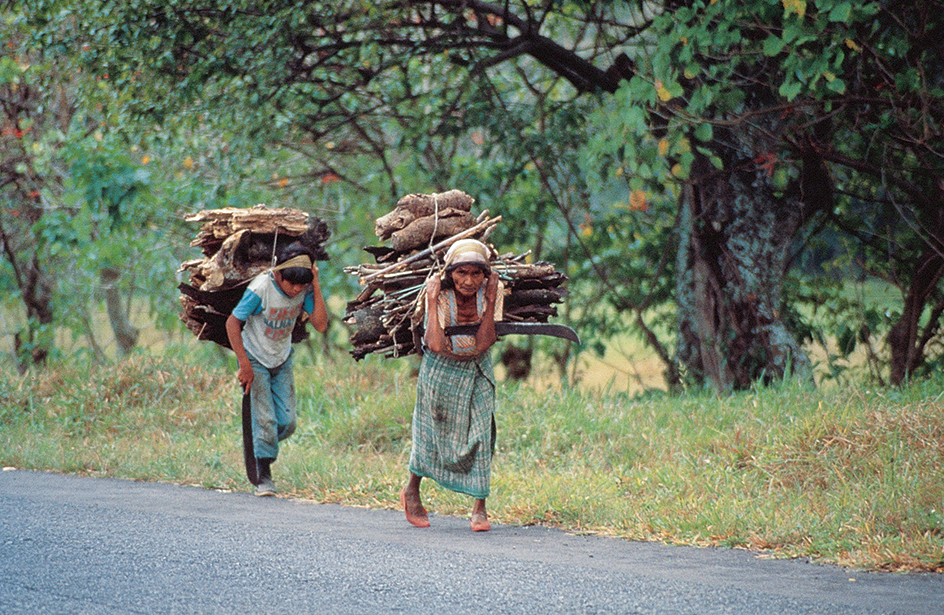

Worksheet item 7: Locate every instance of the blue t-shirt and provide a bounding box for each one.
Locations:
[232,272,315,368]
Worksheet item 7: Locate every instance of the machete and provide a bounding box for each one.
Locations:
[241,391,260,486]
[445,321,580,344]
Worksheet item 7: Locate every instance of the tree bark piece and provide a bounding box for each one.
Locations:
[390,211,476,252]
[360,215,502,283]
[177,205,329,348]
[375,189,474,239]
[187,205,310,242]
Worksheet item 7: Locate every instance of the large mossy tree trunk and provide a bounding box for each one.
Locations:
[675,144,814,392]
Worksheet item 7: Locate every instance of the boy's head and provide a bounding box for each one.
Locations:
[273,242,314,285]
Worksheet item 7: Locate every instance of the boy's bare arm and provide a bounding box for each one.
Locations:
[309,264,329,333]
[225,314,254,392]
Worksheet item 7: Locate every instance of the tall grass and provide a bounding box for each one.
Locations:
[1,347,942,572]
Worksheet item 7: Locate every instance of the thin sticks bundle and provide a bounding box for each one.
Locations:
[344,190,568,360]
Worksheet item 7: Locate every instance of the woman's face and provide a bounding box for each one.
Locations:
[450,264,486,298]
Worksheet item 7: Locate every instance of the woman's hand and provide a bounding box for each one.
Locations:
[425,270,441,299]
[474,272,499,354]
[423,271,445,353]
[485,271,499,302]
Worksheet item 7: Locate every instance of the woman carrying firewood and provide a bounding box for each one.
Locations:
[400,238,502,532]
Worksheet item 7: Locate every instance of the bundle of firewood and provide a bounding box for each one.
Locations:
[344,190,568,360]
[177,204,330,348]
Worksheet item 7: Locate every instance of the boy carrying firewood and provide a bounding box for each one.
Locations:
[225,242,328,496]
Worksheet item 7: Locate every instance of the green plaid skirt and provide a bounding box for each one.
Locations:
[408,350,496,499]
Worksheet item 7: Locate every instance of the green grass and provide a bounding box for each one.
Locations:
[1,347,942,572]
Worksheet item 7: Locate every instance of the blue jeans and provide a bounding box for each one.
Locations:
[247,350,297,460]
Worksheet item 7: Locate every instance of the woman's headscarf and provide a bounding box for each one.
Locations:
[443,238,490,273]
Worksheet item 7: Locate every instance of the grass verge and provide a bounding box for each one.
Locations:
[0,348,941,572]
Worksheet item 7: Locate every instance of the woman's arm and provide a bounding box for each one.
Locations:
[473,272,499,355]
[423,273,447,354]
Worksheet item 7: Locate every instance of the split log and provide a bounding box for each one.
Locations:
[503,304,559,319]
[360,216,501,283]
[178,204,329,348]
[362,245,398,263]
[495,262,559,279]
[186,230,262,291]
[389,211,476,253]
[187,205,309,242]
[503,287,569,307]
[507,272,569,291]
[348,304,386,346]
[375,189,474,239]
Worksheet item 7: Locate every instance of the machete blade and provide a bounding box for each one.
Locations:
[444,322,580,344]
[241,391,260,486]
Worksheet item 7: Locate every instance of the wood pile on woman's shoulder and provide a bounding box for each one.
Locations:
[177,204,330,348]
[344,190,569,360]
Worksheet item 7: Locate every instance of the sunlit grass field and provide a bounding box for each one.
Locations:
[1,342,942,572]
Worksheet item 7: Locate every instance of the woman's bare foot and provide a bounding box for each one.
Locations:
[471,498,490,531]
[400,487,430,528]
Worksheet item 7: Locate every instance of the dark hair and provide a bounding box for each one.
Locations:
[277,242,314,284]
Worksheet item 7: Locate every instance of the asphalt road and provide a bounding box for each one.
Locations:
[0,470,940,615]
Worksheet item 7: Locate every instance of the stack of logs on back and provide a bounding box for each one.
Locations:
[178,204,330,349]
[344,189,568,360]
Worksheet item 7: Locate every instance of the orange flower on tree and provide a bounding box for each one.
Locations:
[629,190,648,212]
[754,152,778,177]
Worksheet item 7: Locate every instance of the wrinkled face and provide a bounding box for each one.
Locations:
[450,264,486,297]
[275,272,308,298]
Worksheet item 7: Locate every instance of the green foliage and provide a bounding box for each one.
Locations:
[582,0,944,386]
[783,274,885,383]
[15,1,639,377]
[17,0,944,386]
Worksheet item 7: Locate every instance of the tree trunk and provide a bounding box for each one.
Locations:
[13,262,54,370]
[887,249,944,385]
[675,149,813,392]
[101,267,139,357]
[0,222,55,371]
